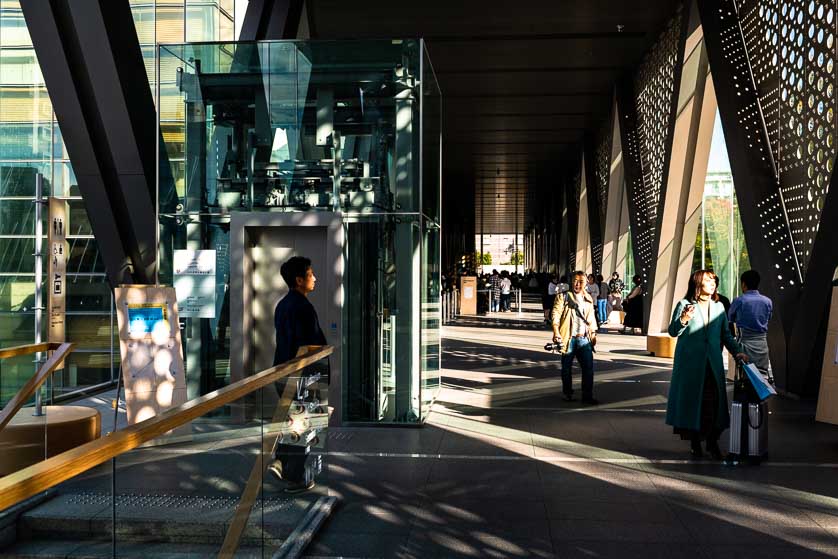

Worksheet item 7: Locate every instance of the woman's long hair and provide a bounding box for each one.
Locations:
[685,269,719,302]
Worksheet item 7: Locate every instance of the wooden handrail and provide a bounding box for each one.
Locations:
[0,344,333,512]
[0,342,74,432]
[0,342,57,360]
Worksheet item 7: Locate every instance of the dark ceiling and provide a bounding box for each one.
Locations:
[309,0,682,235]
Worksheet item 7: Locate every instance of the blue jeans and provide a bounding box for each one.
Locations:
[597,299,607,323]
[561,336,595,399]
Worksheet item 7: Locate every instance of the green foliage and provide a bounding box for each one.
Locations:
[474,251,492,265]
[509,250,524,265]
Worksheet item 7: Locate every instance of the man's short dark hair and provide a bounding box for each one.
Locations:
[281,256,311,289]
[741,269,761,290]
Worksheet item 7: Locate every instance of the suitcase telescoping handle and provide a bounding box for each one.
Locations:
[736,358,765,430]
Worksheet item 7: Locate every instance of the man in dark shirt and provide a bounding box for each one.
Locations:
[273,257,326,366]
[269,256,327,493]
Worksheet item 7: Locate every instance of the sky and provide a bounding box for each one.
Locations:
[707,110,732,174]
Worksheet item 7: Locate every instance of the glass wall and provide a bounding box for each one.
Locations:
[0,1,234,406]
[158,39,441,424]
[693,110,751,298]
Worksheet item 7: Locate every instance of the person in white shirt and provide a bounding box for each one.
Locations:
[500,271,513,311]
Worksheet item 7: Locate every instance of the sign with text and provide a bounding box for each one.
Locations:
[173,249,216,318]
[47,197,67,343]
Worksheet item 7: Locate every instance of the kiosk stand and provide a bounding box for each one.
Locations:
[459,277,477,316]
[115,286,187,425]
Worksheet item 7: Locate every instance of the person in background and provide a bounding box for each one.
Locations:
[607,272,624,319]
[489,269,502,312]
[596,273,609,324]
[621,274,644,334]
[544,275,558,323]
[586,274,600,325]
[500,271,512,312]
[667,269,749,460]
[729,270,774,383]
[552,271,599,405]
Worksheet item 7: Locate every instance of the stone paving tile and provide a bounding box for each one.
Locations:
[548,518,693,543]
[551,541,711,559]
[407,497,553,542]
[701,544,838,558]
[424,458,543,501]
[543,495,677,523]
[404,529,555,559]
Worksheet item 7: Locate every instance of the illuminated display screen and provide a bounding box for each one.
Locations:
[128,305,167,335]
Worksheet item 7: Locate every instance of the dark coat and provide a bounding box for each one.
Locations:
[665,299,743,432]
[273,290,326,366]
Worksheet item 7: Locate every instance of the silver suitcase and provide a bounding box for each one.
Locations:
[729,401,768,460]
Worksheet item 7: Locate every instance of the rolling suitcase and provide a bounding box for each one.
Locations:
[727,362,768,463]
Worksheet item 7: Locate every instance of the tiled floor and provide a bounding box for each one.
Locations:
[308,311,838,558]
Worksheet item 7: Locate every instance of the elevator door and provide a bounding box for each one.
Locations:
[248,226,328,374]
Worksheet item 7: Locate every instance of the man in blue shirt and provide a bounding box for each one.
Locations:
[729,270,774,382]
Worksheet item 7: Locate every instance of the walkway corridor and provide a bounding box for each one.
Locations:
[309,312,838,558]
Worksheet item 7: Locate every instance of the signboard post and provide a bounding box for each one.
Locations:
[47,197,67,344]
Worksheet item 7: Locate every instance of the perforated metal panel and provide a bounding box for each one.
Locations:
[732,0,837,280]
[590,116,613,275]
[701,0,838,394]
[618,8,684,290]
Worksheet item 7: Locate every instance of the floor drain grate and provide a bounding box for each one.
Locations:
[62,492,295,511]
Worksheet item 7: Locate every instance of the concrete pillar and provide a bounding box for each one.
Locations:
[647,29,716,333]
[575,154,592,273]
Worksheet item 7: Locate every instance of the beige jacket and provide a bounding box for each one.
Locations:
[551,290,598,354]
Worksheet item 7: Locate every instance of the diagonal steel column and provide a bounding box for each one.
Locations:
[240,0,311,41]
[21,0,159,287]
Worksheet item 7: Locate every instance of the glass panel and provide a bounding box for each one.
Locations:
[0,275,38,312]
[156,213,232,395]
[67,199,93,235]
[700,110,751,298]
[0,199,35,235]
[421,41,441,223]
[0,164,52,196]
[159,40,423,215]
[0,48,43,85]
[66,238,105,274]
[0,85,52,122]
[0,238,35,273]
[186,3,217,42]
[420,217,440,420]
[0,122,51,160]
[157,4,186,44]
[344,215,420,423]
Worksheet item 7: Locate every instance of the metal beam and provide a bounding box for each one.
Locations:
[20,0,159,286]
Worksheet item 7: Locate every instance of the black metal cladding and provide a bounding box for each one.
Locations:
[617,3,688,331]
[239,0,308,41]
[584,114,614,276]
[20,0,160,287]
[699,0,838,395]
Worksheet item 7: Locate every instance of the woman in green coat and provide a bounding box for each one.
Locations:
[666,270,749,459]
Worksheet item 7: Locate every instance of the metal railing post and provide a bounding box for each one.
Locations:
[33,174,45,417]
